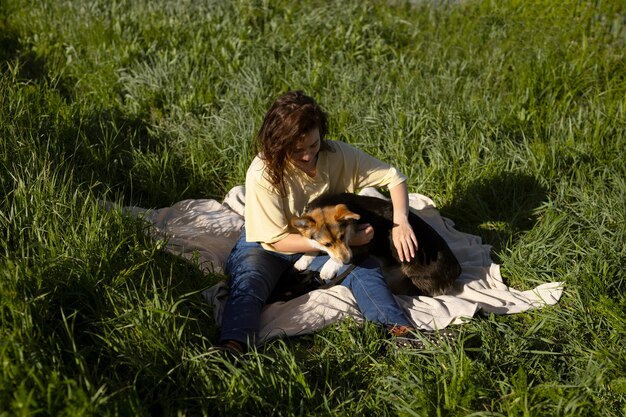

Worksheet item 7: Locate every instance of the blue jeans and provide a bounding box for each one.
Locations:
[219,230,413,346]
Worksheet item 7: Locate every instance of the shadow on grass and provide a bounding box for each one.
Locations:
[0,24,75,100]
[14,216,222,414]
[440,172,548,262]
[0,23,22,66]
[1,29,225,208]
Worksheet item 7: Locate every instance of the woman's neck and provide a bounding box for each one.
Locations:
[293,155,318,177]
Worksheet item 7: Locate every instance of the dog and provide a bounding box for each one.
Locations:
[290,193,461,296]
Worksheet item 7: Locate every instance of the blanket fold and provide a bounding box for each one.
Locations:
[114,186,563,343]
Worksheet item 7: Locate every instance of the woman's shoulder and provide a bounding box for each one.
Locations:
[246,155,266,177]
[248,154,265,168]
[324,140,358,154]
[246,156,273,189]
[323,140,362,161]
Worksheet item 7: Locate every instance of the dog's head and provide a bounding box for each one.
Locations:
[291,204,360,264]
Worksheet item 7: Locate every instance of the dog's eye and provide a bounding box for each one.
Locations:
[323,243,332,248]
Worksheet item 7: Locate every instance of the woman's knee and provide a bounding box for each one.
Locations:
[225,239,258,275]
[228,269,277,300]
[227,247,292,300]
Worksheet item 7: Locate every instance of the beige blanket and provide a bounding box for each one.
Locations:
[115,186,563,343]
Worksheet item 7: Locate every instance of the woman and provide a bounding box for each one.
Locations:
[219,91,419,353]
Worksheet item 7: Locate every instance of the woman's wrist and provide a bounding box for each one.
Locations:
[393,212,409,223]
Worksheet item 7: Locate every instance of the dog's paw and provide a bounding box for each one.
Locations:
[294,254,316,271]
[319,259,343,281]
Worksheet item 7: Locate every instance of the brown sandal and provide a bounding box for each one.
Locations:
[389,326,458,349]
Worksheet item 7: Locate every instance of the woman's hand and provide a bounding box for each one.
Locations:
[349,223,374,246]
[392,217,418,262]
[389,182,418,262]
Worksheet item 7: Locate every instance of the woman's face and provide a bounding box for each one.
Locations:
[289,128,321,173]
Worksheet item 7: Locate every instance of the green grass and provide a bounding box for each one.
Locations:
[1,0,625,415]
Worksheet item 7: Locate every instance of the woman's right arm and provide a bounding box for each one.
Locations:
[270,233,318,253]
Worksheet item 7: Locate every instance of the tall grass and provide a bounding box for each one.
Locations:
[1,0,625,415]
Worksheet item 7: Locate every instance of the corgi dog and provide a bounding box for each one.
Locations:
[291,193,461,296]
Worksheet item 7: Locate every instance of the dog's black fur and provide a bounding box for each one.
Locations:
[306,193,461,296]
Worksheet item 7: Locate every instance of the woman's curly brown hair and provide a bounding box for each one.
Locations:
[257,91,331,193]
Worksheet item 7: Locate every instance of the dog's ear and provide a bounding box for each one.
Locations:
[291,215,316,231]
[334,204,360,222]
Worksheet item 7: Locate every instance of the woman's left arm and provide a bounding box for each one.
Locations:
[389,182,418,262]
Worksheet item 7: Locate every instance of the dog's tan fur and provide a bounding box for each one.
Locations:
[291,204,360,264]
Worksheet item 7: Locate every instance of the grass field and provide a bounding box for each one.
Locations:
[1,0,625,415]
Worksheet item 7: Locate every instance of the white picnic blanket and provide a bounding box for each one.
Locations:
[112,186,563,343]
